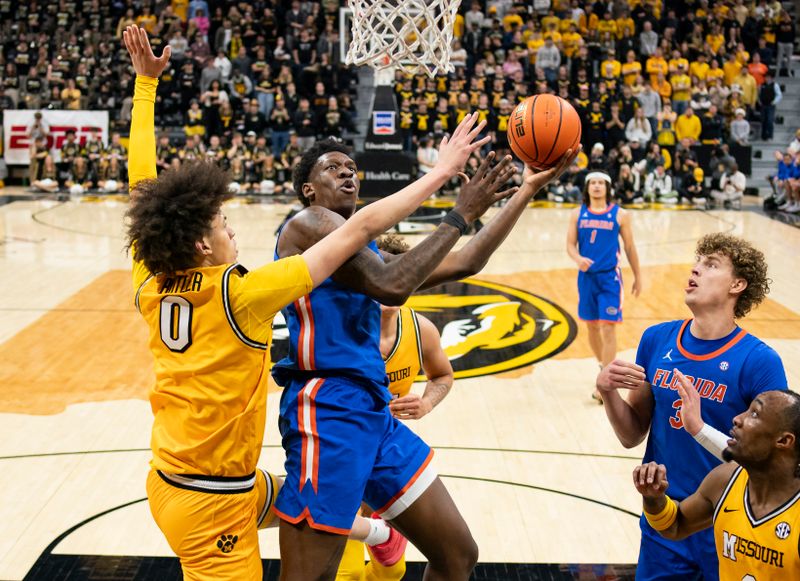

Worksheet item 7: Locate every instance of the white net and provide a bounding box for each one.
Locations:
[345,0,462,78]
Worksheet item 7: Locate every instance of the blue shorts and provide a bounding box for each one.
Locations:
[273,376,436,534]
[577,268,623,323]
[636,516,718,581]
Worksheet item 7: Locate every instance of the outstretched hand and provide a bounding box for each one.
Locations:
[519,146,582,199]
[435,113,492,178]
[453,152,518,222]
[123,25,172,78]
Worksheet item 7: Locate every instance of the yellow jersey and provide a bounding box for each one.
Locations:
[134,259,311,477]
[384,307,423,399]
[129,76,313,477]
[714,466,800,580]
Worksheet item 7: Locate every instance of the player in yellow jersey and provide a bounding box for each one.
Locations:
[336,234,455,581]
[634,372,800,581]
[122,26,492,581]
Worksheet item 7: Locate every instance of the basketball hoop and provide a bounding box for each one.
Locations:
[345,0,462,78]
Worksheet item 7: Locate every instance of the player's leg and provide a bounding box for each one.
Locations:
[365,420,477,581]
[578,271,604,401]
[384,478,477,580]
[336,540,368,581]
[279,521,350,580]
[598,323,617,366]
[146,469,263,581]
[585,321,603,362]
[596,269,623,367]
[274,377,386,580]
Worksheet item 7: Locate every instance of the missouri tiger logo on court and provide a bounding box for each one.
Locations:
[271,279,575,380]
[407,278,575,379]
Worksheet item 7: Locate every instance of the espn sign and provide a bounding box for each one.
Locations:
[3,110,109,165]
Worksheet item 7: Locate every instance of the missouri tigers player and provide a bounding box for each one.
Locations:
[634,377,800,581]
[336,234,455,581]
[123,26,487,581]
[597,233,787,581]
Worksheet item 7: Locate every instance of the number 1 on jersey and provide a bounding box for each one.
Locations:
[160,296,193,352]
[590,230,597,244]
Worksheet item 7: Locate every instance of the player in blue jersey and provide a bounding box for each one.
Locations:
[596,233,787,580]
[566,171,642,402]
[272,140,578,579]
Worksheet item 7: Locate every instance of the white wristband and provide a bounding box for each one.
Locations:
[693,423,730,461]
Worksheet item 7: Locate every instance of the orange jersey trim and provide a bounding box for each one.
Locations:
[676,319,748,361]
[374,450,434,515]
[272,506,351,536]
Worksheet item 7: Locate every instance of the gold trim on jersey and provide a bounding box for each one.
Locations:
[135,273,154,313]
[385,309,403,361]
[221,263,267,350]
[714,465,743,524]
[745,478,800,528]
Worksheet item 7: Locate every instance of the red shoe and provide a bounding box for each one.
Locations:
[367,514,407,567]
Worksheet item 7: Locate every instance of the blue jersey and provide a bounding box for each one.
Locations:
[637,319,787,501]
[271,236,390,401]
[577,204,620,273]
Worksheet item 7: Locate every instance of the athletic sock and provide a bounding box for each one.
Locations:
[363,518,391,546]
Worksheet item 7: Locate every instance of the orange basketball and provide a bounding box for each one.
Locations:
[507,94,582,169]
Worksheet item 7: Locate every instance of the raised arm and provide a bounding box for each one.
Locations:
[634,461,735,541]
[420,149,579,289]
[618,208,642,297]
[299,114,494,288]
[124,26,171,190]
[283,138,514,301]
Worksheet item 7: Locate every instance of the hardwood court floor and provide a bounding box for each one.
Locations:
[0,196,798,580]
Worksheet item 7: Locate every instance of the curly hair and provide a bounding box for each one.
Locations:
[377,233,410,255]
[292,138,351,206]
[696,233,770,319]
[125,161,232,275]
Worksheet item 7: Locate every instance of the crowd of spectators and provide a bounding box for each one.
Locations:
[1,0,359,194]
[392,0,795,208]
[0,0,797,207]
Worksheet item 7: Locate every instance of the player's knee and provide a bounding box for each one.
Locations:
[599,323,617,338]
[432,532,478,574]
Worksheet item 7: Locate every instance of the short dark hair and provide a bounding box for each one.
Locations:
[377,234,410,254]
[695,233,770,319]
[125,161,232,275]
[292,138,352,206]
[778,391,800,476]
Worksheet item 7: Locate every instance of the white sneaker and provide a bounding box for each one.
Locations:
[693,197,707,206]
[788,202,800,213]
[778,201,791,210]
[633,196,644,203]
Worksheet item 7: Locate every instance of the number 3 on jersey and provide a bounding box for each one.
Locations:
[160,296,193,352]
[669,398,684,429]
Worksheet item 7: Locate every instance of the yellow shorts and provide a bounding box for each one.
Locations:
[146,468,279,581]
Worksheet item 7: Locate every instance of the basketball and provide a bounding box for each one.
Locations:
[507,94,582,169]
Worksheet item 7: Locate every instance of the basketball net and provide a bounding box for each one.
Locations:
[345,0,462,78]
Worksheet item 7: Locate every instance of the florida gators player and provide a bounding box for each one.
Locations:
[336,234,455,581]
[272,143,578,580]
[596,233,787,580]
[566,171,642,402]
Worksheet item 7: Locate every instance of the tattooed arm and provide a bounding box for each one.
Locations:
[389,313,454,420]
[278,153,517,305]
